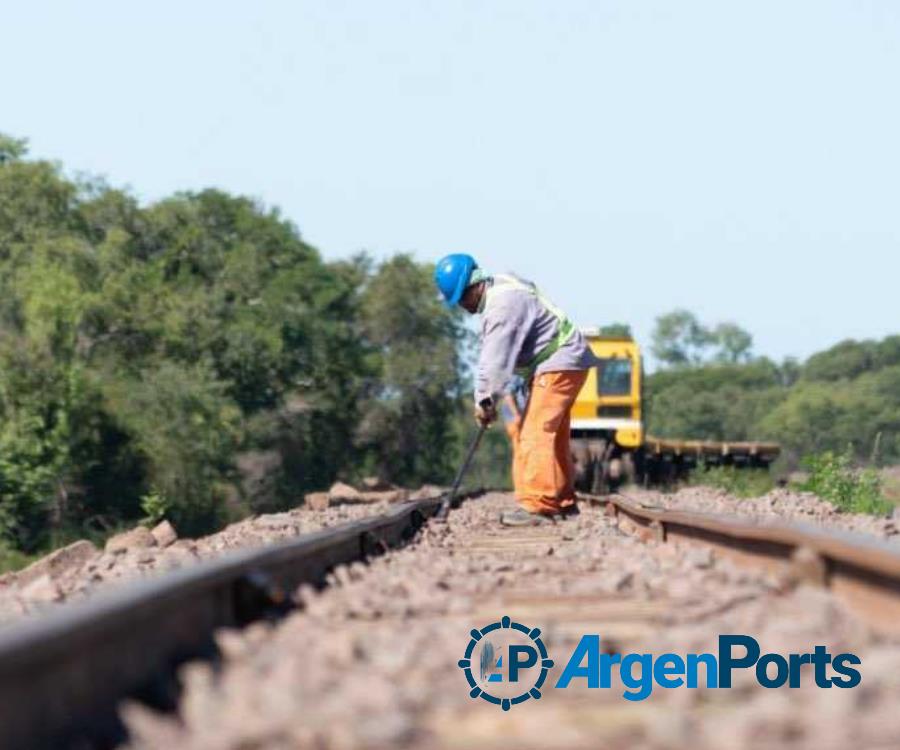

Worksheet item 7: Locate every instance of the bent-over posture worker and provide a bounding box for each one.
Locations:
[434,254,593,525]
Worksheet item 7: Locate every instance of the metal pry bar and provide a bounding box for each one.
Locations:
[435,422,487,521]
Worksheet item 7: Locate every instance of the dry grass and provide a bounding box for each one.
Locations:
[881,466,900,504]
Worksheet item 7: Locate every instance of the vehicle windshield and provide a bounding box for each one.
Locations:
[596,358,632,396]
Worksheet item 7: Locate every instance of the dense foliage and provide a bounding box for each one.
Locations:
[2,133,895,559]
[650,309,754,367]
[0,136,469,555]
[647,312,900,468]
[687,466,775,499]
[798,450,891,515]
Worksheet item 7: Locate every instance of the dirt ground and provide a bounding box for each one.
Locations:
[881,466,900,503]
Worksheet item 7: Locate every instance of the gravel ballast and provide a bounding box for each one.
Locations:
[118,491,900,750]
[0,487,443,626]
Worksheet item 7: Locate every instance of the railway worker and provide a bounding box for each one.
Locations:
[500,382,525,445]
[434,254,593,525]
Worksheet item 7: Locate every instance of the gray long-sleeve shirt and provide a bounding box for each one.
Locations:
[474,274,593,404]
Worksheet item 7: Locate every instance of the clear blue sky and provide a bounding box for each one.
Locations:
[4,1,898,364]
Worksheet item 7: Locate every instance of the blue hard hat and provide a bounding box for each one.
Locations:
[434,253,478,307]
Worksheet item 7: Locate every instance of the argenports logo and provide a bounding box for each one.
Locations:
[457,615,554,711]
[460,618,862,709]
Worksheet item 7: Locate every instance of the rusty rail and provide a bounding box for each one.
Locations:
[590,491,900,634]
[3,487,900,748]
[0,491,480,750]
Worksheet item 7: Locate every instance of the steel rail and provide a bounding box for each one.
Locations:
[0,491,477,750]
[589,491,900,635]
[4,487,900,747]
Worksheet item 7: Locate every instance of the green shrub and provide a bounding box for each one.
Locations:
[0,543,36,574]
[689,466,774,498]
[798,450,893,515]
[140,489,170,526]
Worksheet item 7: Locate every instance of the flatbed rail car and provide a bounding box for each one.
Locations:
[570,330,780,492]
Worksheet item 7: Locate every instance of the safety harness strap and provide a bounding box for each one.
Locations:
[486,274,577,378]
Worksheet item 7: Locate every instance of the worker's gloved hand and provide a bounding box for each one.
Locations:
[474,397,498,427]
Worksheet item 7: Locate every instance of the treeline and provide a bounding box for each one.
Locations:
[0,134,470,554]
[645,310,900,467]
[3,131,895,558]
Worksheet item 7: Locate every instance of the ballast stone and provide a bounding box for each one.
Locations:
[151,520,178,548]
[16,539,98,586]
[106,526,157,554]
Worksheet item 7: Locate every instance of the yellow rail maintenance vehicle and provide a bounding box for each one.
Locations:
[570,329,780,493]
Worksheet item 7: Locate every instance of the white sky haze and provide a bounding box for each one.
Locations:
[3,1,899,364]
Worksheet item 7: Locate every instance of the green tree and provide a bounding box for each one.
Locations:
[802,339,877,382]
[102,362,241,534]
[354,255,467,484]
[779,357,801,387]
[598,322,633,338]
[646,363,785,443]
[711,322,753,363]
[0,133,27,164]
[875,336,900,370]
[0,144,409,550]
[650,309,711,367]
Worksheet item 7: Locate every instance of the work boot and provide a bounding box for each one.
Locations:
[499,508,555,527]
[558,503,580,519]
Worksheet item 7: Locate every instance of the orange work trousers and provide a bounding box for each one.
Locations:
[502,392,522,486]
[504,418,520,488]
[513,370,588,515]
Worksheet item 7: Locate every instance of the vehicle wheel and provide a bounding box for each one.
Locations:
[572,441,590,491]
[621,453,637,485]
[608,457,623,481]
[590,457,608,495]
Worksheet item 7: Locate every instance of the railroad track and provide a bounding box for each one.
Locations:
[0,491,482,750]
[1,488,900,748]
[594,490,900,635]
